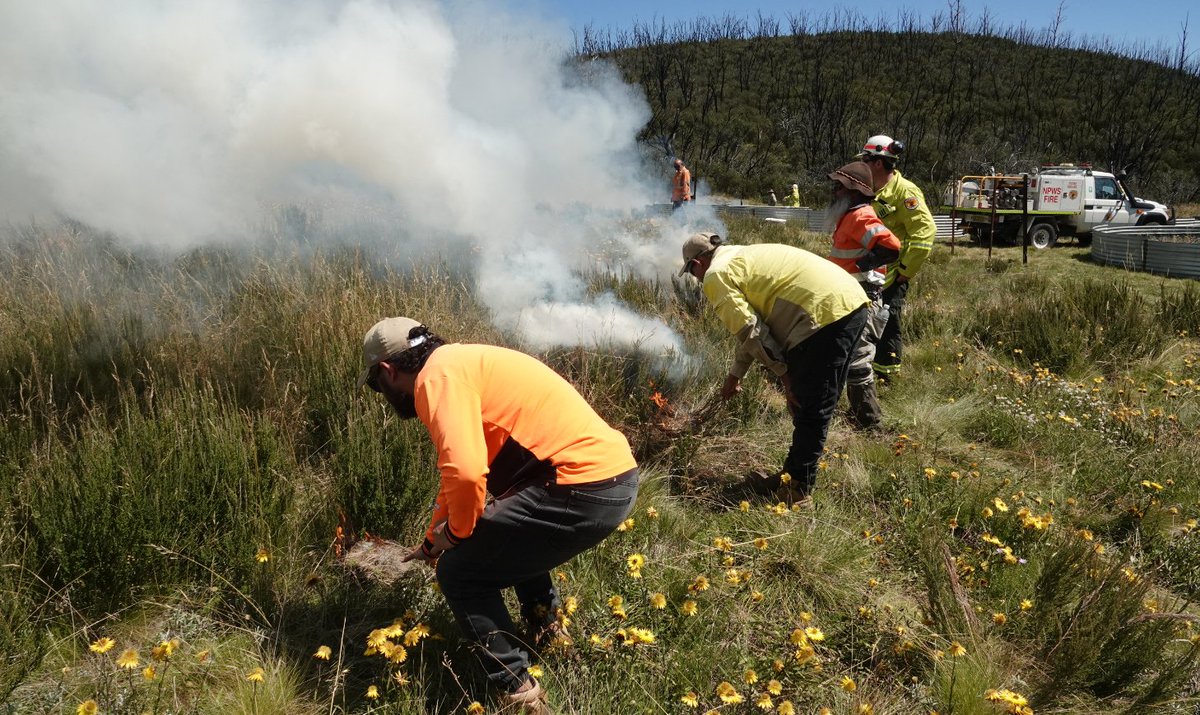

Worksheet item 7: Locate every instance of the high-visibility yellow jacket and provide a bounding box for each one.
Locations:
[701,244,868,379]
[872,170,935,286]
[784,186,801,207]
[415,344,637,544]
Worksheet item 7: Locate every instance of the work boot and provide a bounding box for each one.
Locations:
[527,618,573,653]
[499,678,551,715]
[846,383,884,433]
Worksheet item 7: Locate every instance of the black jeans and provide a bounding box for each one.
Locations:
[436,470,638,691]
[783,307,868,491]
[875,281,908,373]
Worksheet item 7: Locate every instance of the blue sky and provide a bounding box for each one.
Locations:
[515,0,1195,56]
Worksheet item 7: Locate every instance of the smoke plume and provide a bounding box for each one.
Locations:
[0,0,716,369]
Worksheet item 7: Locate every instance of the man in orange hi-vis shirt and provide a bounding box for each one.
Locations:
[357,317,638,713]
[671,157,692,208]
[825,161,901,431]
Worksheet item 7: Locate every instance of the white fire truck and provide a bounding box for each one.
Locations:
[942,164,1173,248]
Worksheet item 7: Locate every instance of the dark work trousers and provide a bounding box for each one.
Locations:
[436,470,638,692]
[874,280,908,375]
[783,307,868,492]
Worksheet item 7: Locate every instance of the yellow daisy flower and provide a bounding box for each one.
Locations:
[76,700,99,715]
[366,685,379,699]
[716,681,744,704]
[681,600,698,616]
[778,702,796,715]
[767,679,783,695]
[255,548,270,563]
[948,642,967,656]
[246,666,265,683]
[115,649,140,670]
[314,645,332,660]
[840,676,856,692]
[89,637,116,654]
[649,593,667,609]
[142,665,156,681]
[466,702,485,715]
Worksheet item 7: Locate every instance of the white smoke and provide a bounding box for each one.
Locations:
[0,0,716,371]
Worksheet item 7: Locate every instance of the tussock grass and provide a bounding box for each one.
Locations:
[1,220,1198,713]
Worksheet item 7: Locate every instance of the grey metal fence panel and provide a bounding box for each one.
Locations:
[1092,224,1200,279]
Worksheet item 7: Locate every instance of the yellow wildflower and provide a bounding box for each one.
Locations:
[89,637,116,654]
[740,500,751,512]
[948,642,967,656]
[754,537,769,551]
[466,703,485,715]
[76,701,99,715]
[314,645,332,660]
[805,627,825,642]
[255,548,270,563]
[744,669,758,684]
[142,665,156,681]
[195,649,210,663]
[1020,599,1034,611]
[689,575,710,593]
[564,596,579,614]
[116,649,140,670]
[993,612,1007,626]
[617,518,635,532]
[528,664,543,678]
[716,681,744,704]
[649,592,667,609]
[993,498,1009,512]
[755,693,774,710]
[646,506,659,518]
[246,666,265,683]
[840,675,857,691]
[767,679,783,695]
[681,691,700,707]
[366,684,379,699]
[681,600,698,616]
[778,702,796,715]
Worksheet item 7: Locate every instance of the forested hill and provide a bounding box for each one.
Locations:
[585,19,1200,204]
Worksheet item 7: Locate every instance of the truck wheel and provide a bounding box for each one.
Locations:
[1028,222,1058,249]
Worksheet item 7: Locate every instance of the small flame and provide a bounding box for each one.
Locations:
[650,391,669,410]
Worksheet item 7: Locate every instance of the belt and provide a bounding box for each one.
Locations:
[547,467,638,494]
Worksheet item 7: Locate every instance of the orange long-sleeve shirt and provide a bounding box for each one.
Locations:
[829,204,902,284]
[415,344,637,544]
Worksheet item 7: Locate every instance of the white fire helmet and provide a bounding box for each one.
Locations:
[860,135,903,159]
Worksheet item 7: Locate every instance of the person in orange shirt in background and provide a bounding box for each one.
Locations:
[357,317,639,714]
[825,161,901,431]
[671,158,692,209]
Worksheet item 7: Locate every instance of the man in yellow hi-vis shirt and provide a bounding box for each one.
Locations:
[858,135,935,379]
[680,233,868,504]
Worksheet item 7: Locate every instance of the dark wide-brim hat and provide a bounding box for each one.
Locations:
[828,161,876,197]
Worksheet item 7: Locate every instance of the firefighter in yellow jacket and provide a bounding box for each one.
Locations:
[680,233,868,503]
[858,135,935,379]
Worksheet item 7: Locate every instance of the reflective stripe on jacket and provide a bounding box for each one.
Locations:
[829,205,903,284]
[416,344,637,544]
[701,244,868,379]
[872,170,935,286]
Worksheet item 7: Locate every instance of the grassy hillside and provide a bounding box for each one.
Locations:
[586,17,1200,206]
[1,217,1197,713]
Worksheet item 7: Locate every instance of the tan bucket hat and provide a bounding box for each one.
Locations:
[679,232,721,275]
